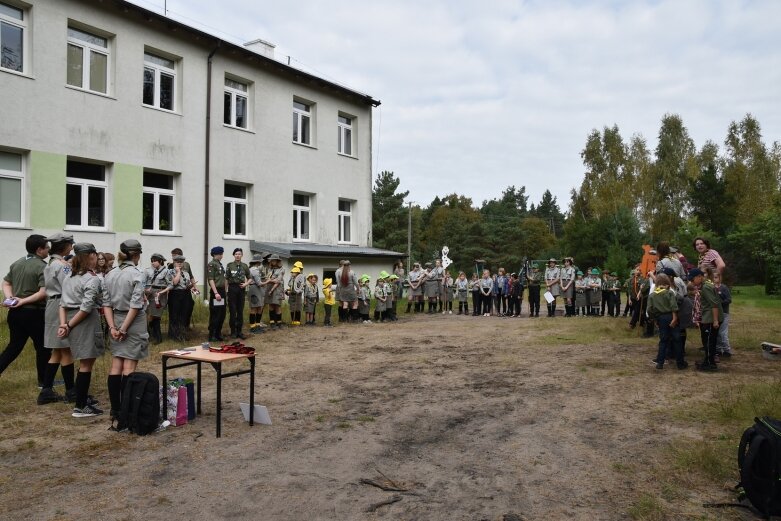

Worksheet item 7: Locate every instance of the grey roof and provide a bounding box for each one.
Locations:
[251,241,405,259]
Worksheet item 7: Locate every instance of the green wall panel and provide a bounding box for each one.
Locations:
[113,163,142,232]
[29,151,66,229]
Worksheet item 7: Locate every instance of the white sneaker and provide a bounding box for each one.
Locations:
[449,311,452,315]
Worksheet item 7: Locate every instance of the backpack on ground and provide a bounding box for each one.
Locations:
[117,372,161,435]
[737,416,781,517]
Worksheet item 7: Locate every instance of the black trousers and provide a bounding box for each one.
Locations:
[472,292,481,315]
[167,289,190,340]
[208,290,227,338]
[481,293,493,313]
[0,307,47,384]
[227,284,246,334]
[528,286,540,315]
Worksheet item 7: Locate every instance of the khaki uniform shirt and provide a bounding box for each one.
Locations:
[4,254,46,308]
[103,261,145,311]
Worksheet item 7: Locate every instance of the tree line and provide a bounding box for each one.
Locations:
[372,113,781,292]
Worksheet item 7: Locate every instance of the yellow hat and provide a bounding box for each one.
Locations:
[291,266,301,274]
[293,261,304,269]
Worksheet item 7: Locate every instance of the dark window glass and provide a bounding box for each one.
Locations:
[224,92,232,125]
[87,186,105,227]
[67,161,104,181]
[159,72,174,110]
[0,21,23,72]
[293,193,309,207]
[143,172,173,189]
[224,183,245,199]
[142,67,154,105]
[65,184,82,225]
[235,204,246,236]
[224,201,231,235]
[338,200,351,212]
[235,95,247,128]
[142,192,154,230]
[159,194,173,231]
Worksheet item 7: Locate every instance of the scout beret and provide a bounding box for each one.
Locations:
[210,246,224,255]
[662,267,676,277]
[268,254,280,261]
[173,254,186,262]
[688,268,704,279]
[150,253,166,262]
[47,232,74,243]
[73,242,97,255]
[120,239,142,254]
[250,253,263,263]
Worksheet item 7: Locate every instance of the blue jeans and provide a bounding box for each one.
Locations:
[655,313,682,366]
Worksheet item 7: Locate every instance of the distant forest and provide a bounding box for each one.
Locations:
[372,113,781,292]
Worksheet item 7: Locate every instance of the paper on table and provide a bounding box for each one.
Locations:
[213,299,225,306]
[543,291,555,304]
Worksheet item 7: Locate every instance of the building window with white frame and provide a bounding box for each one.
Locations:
[224,77,248,129]
[66,160,107,229]
[338,199,352,243]
[0,2,26,74]
[293,100,312,145]
[293,193,310,241]
[143,51,175,111]
[0,150,23,226]
[337,115,353,156]
[67,26,110,94]
[224,183,248,237]
[142,171,175,233]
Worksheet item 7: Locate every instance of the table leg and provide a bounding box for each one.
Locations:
[249,357,255,427]
[196,361,202,415]
[214,362,222,438]
[161,356,168,422]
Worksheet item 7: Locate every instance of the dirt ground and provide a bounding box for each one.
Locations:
[0,312,766,521]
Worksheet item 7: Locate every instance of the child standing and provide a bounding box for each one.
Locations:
[304,273,319,325]
[322,277,335,326]
[470,273,481,316]
[508,273,522,317]
[357,275,371,323]
[690,268,723,372]
[713,272,733,358]
[386,275,398,321]
[247,254,265,333]
[375,272,388,322]
[442,271,453,314]
[646,273,685,370]
[455,272,469,315]
[574,271,588,316]
[479,269,493,317]
[526,264,541,317]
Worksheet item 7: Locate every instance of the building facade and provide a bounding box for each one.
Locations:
[0,0,402,286]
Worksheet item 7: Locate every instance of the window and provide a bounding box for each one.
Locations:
[0,150,23,226]
[338,199,352,243]
[224,183,247,237]
[67,26,109,94]
[0,2,25,73]
[338,115,353,156]
[142,171,175,233]
[293,193,310,241]
[293,100,311,145]
[224,77,248,129]
[143,52,175,111]
[66,160,107,229]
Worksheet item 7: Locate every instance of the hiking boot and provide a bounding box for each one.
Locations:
[719,351,733,358]
[677,361,689,370]
[236,332,248,339]
[72,404,104,417]
[65,389,99,406]
[695,362,718,372]
[37,387,63,405]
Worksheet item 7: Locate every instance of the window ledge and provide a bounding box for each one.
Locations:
[337,152,358,160]
[0,223,30,229]
[222,124,255,134]
[142,104,182,117]
[65,84,116,100]
[1,68,34,80]
[141,231,181,237]
[292,141,317,150]
[223,235,249,240]
[292,239,312,243]
[64,226,115,234]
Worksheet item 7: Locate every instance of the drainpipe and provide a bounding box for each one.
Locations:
[204,42,220,291]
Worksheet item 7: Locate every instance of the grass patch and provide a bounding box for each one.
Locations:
[670,437,735,483]
[627,493,666,520]
[336,421,352,429]
[357,415,375,423]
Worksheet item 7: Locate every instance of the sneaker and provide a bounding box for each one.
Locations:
[449,311,453,315]
[695,362,718,372]
[719,351,732,358]
[677,361,689,370]
[37,387,63,405]
[72,404,104,417]
[65,389,99,406]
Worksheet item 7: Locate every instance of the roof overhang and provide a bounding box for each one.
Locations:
[250,241,405,260]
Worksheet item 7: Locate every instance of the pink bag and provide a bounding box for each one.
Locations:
[176,386,188,426]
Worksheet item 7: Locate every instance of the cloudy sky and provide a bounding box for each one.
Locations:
[130,0,781,211]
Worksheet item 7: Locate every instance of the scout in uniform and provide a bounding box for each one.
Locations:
[407,262,424,313]
[357,275,372,323]
[423,262,440,314]
[470,273,481,316]
[207,246,228,341]
[690,268,723,371]
[1,234,49,387]
[170,248,197,330]
[226,248,251,339]
[508,273,522,317]
[387,274,399,320]
[322,277,335,326]
[103,239,148,420]
[587,268,602,317]
[38,232,75,405]
[374,272,388,321]
[58,243,104,417]
[304,273,319,325]
[526,263,541,317]
[247,253,266,333]
[544,259,561,317]
[454,271,469,315]
[335,260,359,322]
[440,271,453,314]
[265,254,286,329]
[166,254,192,342]
[574,271,588,316]
[479,269,493,317]
[287,264,305,326]
[559,257,576,317]
[607,272,622,317]
[646,273,685,370]
[144,253,170,345]
[495,268,508,316]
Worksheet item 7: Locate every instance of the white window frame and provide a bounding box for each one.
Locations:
[337,114,353,156]
[0,1,27,75]
[0,150,24,227]
[338,199,352,244]
[67,25,110,94]
[293,192,311,242]
[143,51,176,112]
[224,182,248,238]
[142,171,176,235]
[224,77,249,129]
[65,161,108,231]
[293,99,313,146]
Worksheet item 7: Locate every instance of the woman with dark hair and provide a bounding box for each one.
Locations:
[335,260,359,322]
[560,257,576,317]
[654,241,686,280]
[393,260,405,316]
[166,254,192,341]
[693,237,726,275]
[58,243,103,417]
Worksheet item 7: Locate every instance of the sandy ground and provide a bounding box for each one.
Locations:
[0,311,763,521]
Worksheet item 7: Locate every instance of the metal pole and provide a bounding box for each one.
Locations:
[407,201,412,274]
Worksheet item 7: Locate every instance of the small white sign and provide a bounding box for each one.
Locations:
[240,403,272,425]
[543,291,555,304]
[212,299,225,306]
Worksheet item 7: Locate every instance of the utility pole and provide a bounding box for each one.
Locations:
[407,201,412,274]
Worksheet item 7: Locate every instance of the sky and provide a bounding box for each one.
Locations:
[129,0,781,211]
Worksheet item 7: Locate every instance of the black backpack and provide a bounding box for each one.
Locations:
[738,416,781,517]
[117,372,161,435]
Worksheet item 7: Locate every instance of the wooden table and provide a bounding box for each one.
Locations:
[161,349,256,438]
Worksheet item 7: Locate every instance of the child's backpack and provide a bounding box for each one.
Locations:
[117,372,161,435]
[737,416,781,517]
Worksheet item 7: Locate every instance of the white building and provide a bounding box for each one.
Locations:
[0,0,403,286]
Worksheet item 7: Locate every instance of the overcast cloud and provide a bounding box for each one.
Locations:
[131,0,781,210]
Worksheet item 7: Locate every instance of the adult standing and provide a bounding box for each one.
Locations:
[247,253,266,333]
[690,267,723,372]
[206,246,227,341]
[694,237,726,276]
[58,243,103,417]
[544,258,561,317]
[171,248,197,330]
[407,262,424,313]
[103,240,147,420]
[335,260,359,322]
[0,234,49,386]
[655,242,686,280]
[144,253,170,345]
[226,248,250,339]
[265,254,285,329]
[38,232,75,405]
[393,260,405,316]
[559,257,576,317]
[526,263,541,317]
[166,254,192,342]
